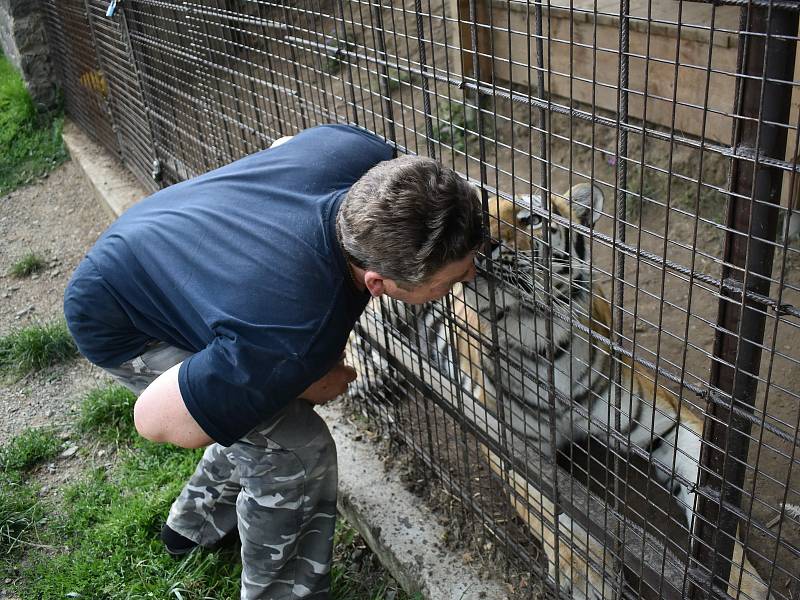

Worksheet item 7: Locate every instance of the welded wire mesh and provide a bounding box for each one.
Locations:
[43,1,800,598]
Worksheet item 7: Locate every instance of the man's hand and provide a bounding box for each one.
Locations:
[300,361,357,405]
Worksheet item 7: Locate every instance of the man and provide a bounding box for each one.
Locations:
[63,124,483,598]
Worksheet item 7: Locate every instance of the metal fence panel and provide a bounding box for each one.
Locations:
[42,2,800,598]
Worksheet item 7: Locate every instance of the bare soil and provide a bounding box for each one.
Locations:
[0,160,113,455]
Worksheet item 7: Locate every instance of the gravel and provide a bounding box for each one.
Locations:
[0,160,115,445]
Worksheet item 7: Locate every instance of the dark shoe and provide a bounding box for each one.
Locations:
[160,523,198,557]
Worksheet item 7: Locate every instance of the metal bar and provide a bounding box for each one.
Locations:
[355,320,693,600]
[282,33,800,176]
[691,4,798,598]
[609,0,631,595]
[414,0,436,159]
[369,1,396,143]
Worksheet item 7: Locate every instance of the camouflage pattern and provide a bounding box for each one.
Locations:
[106,342,338,599]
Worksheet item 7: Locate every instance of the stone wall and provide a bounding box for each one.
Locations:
[0,0,57,112]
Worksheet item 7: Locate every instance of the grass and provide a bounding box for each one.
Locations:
[0,428,60,558]
[0,321,77,377]
[323,31,356,75]
[0,52,67,196]
[0,385,420,599]
[79,384,137,443]
[332,521,423,600]
[9,252,46,277]
[0,476,46,557]
[432,97,493,154]
[0,427,62,473]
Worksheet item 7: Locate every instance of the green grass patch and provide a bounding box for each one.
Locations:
[4,387,418,598]
[0,53,67,196]
[0,429,58,559]
[79,384,137,443]
[9,252,45,277]
[5,433,421,599]
[0,428,62,473]
[323,32,356,75]
[8,441,239,599]
[432,97,494,155]
[0,321,77,377]
[0,476,46,558]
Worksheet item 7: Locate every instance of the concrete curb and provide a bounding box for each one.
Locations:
[61,119,510,600]
[320,403,509,600]
[62,120,148,218]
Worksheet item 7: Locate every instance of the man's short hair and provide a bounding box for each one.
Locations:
[337,155,484,286]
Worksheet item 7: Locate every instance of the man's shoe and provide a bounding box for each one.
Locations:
[160,523,199,557]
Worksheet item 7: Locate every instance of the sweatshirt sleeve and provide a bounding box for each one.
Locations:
[177,334,309,446]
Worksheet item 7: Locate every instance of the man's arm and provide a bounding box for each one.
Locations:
[133,359,357,448]
[133,363,213,448]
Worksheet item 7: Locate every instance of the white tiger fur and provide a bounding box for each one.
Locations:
[386,183,772,599]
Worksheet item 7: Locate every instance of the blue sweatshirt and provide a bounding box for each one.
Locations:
[64,124,394,445]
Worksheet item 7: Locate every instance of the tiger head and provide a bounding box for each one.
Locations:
[466,182,605,341]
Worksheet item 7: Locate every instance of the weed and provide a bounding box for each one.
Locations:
[432,98,493,154]
[0,321,77,376]
[376,67,422,94]
[0,429,57,560]
[323,32,356,75]
[0,53,67,195]
[79,384,137,443]
[0,477,45,558]
[9,252,45,277]
[0,428,62,473]
[331,520,422,600]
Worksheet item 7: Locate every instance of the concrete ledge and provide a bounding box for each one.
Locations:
[62,119,147,218]
[320,403,509,600]
[62,121,510,600]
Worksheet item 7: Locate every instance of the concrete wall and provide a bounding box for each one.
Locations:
[0,0,57,111]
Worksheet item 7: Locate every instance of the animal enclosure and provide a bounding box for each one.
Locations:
[43,1,800,598]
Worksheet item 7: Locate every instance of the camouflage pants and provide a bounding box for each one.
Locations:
[106,342,338,599]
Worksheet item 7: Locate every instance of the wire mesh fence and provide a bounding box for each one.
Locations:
[43,1,800,598]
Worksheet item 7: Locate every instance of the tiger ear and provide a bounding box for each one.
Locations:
[568,183,604,225]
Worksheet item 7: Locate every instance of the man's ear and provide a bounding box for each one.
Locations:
[363,271,386,297]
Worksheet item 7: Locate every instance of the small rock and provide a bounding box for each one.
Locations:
[60,446,78,458]
[59,432,71,441]
[14,305,34,318]
[46,410,54,418]
[97,449,106,457]
[65,593,82,599]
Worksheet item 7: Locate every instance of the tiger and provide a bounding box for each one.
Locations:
[372,182,773,599]
[446,182,774,599]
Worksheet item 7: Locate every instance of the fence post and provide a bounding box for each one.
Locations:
[456,0,492,86]
[690,5,797,598]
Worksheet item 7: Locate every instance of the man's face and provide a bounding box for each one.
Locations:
[383,252,477,305]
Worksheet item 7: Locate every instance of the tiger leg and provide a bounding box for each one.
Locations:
[480,443,614,600]
[664,421,773,599]
[728,529,773,600]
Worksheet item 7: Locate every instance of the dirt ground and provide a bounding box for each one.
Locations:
[0,160,114,447]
